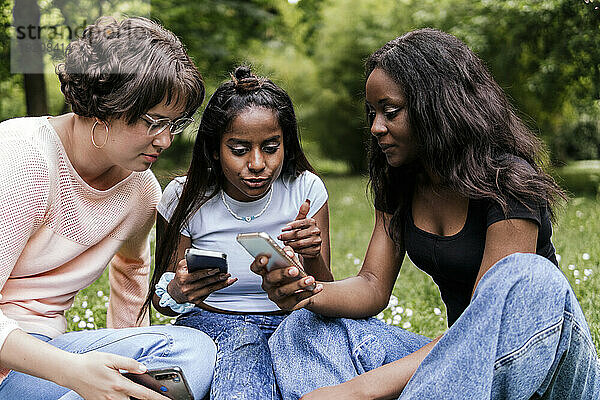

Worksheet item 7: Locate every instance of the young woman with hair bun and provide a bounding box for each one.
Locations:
[0,16,215,400]
[146,65,332,400]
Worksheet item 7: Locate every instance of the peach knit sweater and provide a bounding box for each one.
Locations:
[0,117,160,358]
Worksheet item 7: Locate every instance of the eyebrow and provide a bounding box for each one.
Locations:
[147,113,186,120]
[226,135,281,145]
[365,98,404,108]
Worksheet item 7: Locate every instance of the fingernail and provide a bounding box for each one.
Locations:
[260,256,267,265]
[285,249,294,257]
[304,277,314,285]
[306,199,311,205]
[288,267,298,276]
[138,364,147,373]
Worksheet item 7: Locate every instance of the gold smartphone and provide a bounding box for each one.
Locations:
[236,232,315,290]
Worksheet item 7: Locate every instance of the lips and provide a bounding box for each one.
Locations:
[242,177,270,188]
[142,153,159,162]
[378,143,395,152]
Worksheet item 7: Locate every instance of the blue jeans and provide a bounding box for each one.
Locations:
[176,308,287,400]
[0,325,216,399]
[270,253,600,399]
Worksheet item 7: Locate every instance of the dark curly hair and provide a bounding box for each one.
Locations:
[56,16,204,123]
[140,66,314,320]
[365,28,566,246]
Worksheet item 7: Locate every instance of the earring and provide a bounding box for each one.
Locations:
[91,120,109,149]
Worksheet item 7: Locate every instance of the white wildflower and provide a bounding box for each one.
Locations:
[341,196,354,205]
[405,308,413,317]
[78,321,86,328]
[402,322,411,329]
[433,308,442,315]
[582,253,590,261]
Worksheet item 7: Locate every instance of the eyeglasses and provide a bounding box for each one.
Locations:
[141,114,194,136]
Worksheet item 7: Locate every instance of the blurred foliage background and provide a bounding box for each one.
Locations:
[1,0,599,182]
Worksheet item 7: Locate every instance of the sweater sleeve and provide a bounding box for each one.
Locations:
[106,174,161,328]
[0,139,50,347]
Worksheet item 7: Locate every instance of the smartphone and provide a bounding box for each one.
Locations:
[185,248,228,273]
[236,232,315,290]
[123,366,194,400]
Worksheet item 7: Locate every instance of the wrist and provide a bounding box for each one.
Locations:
[49,351,82,388]
[344,376,384,400]
[155,272,195,314]
[166,279,185,304]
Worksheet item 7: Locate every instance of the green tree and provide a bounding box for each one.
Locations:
[430,0,600,163]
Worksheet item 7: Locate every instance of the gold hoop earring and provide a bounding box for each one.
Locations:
[91,120,109,149]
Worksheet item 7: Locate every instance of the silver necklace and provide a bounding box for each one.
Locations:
[220,188,273,222]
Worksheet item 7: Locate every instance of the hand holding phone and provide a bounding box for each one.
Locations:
[236,232,315,291]
[123,367,194,400]
[164,250,235,307]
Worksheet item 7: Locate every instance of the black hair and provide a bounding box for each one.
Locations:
[365,28,566,246]
[140,66,314,319]
[56,16,204,123]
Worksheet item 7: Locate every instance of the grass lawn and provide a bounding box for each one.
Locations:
[66,175,600,350]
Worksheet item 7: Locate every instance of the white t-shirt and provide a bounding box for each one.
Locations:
[157,170,328,312]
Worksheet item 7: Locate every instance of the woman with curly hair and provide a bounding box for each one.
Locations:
[0,17,215,399]
[254,28,600,399]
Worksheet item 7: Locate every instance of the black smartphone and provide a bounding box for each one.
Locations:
[123,366,194,400]
[185,248,228,273]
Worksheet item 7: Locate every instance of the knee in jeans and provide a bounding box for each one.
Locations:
[164,325,217,353]
[279,309,316,332]
[480,253,568,297]
[221,323,267,351]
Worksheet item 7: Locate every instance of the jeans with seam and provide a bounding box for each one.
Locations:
[175,308,287,400]
[0,324,216,399]
[269,253,600,399]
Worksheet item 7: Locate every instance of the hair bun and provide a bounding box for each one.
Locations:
[231,66,262,92]
[234,66,252,81]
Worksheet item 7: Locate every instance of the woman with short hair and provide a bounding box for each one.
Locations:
[0,17,215,400]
